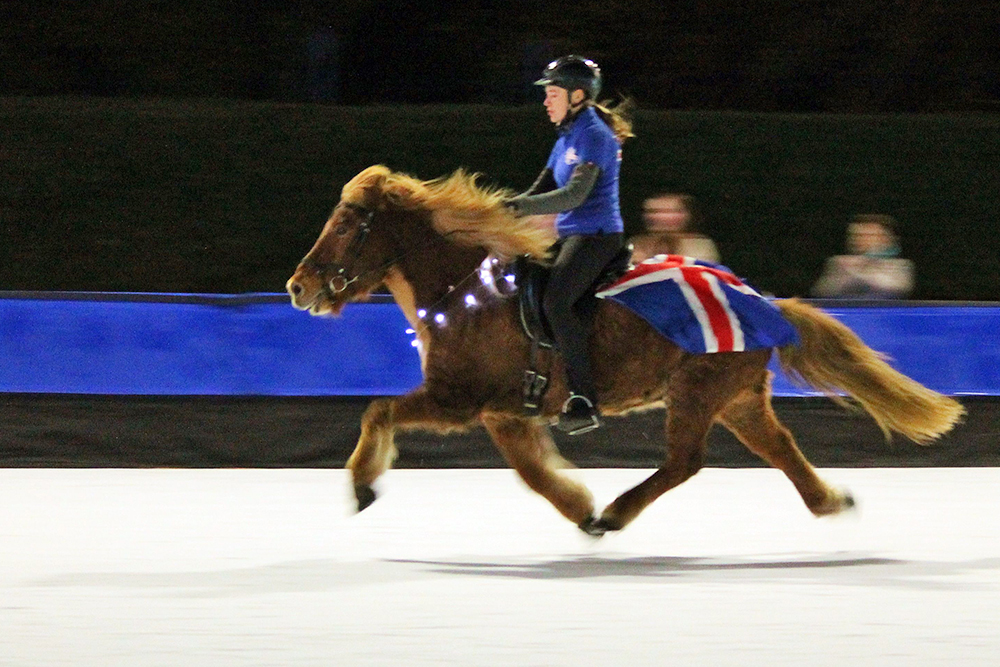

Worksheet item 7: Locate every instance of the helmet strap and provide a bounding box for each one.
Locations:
[557,103,586,131]
[554,88,589,131]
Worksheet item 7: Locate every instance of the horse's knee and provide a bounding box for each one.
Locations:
[349,398,398,485]
[361,398,394,431]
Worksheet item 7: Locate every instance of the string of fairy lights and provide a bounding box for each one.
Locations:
[405,255,517,352]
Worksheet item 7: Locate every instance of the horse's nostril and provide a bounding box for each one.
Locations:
[289,281,302,297]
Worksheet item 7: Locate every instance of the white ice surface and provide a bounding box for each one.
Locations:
[2,467,999,666]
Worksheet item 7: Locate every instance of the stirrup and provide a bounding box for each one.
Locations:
[557,394,601,435]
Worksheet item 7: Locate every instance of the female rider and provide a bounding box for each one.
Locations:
[505,55,633,435]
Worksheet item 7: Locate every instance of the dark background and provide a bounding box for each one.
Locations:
[3,394,997,468]
[1,2,999,298]
[3,1,999,111]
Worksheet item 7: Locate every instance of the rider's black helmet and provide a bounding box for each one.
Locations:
[534,55,602,101]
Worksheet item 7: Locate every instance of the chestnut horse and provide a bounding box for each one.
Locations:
[286,165,964,536]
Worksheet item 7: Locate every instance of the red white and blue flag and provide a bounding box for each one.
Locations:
[596,255,799,354]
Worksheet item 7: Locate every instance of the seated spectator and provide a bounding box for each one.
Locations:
[811,214,914,299]
[631,193,720,264]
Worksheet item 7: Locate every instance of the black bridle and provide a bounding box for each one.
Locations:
[298,201,483,304]
[300,201,376,294]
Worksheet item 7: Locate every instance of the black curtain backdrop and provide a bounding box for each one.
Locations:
[2,395,997,468]
[2,1,998,112]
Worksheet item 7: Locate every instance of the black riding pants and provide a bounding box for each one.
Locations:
[543,232,624,403]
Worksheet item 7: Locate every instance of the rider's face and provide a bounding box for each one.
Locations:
[543,86,570,124]
[544,86,584,125]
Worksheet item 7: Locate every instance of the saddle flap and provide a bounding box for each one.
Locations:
[515,256,556,347]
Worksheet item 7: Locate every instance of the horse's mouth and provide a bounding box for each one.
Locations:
[302,287,347,317]
[290,278,378,317]
[287,283,344,316]
[308,298,346,317]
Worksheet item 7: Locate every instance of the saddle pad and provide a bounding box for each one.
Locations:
[596,255,799,354]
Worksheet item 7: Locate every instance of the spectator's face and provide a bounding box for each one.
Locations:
[643,196,690,232]
[848,222,892,254]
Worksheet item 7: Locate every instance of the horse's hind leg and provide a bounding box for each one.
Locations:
[719,375,854,516]
[592,392,719,534]
[347,387,477,511]
[481,413,595,527]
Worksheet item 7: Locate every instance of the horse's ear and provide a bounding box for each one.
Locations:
[342,165,389,202]
[381,178,418,207]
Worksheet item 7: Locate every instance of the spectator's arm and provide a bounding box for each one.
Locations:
[857,259,915,297]
[810,256,851,296]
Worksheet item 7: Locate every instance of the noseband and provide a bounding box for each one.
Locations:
[301,202,376,293]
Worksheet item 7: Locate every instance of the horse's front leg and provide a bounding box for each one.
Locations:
[481,413,595,528]
[346,387,477,511]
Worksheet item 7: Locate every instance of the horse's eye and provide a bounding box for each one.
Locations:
[335,224,350,236]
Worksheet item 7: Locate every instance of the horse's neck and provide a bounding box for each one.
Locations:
[392,232,487,311]
[381,239,486,365]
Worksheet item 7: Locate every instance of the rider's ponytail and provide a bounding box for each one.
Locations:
[591,97,635,145]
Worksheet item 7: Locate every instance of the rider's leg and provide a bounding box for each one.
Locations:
[543,232,623,432]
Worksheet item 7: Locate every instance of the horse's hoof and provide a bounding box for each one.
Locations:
[814,488,858,517]
[842,490,856,510]
[578,516,615,538]
[355,484,377,512]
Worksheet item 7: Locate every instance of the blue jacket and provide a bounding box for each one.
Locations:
[546,106,624,236]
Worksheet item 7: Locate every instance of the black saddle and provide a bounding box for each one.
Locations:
[513,244,633,414]
[514,243,634,346]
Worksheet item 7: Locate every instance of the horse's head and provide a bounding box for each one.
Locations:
[286,166,396,316]
[287,164,557,316]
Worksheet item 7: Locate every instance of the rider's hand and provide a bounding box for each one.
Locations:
[502,198,524,216]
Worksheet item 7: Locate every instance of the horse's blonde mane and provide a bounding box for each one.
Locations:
[342,165,556,259]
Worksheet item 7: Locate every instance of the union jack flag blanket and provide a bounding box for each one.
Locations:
[595,254,799,354]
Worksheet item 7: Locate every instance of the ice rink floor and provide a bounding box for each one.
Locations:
[2,467,999,666]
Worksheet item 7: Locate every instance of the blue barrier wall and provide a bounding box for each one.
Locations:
[2,293,998,396]
[0,293,422,395]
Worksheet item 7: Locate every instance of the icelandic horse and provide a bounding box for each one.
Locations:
[286,165,964,536]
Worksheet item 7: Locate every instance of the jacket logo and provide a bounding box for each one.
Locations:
[564,147,579,165]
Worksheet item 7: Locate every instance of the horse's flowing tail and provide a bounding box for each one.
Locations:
[775,298,965,444]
